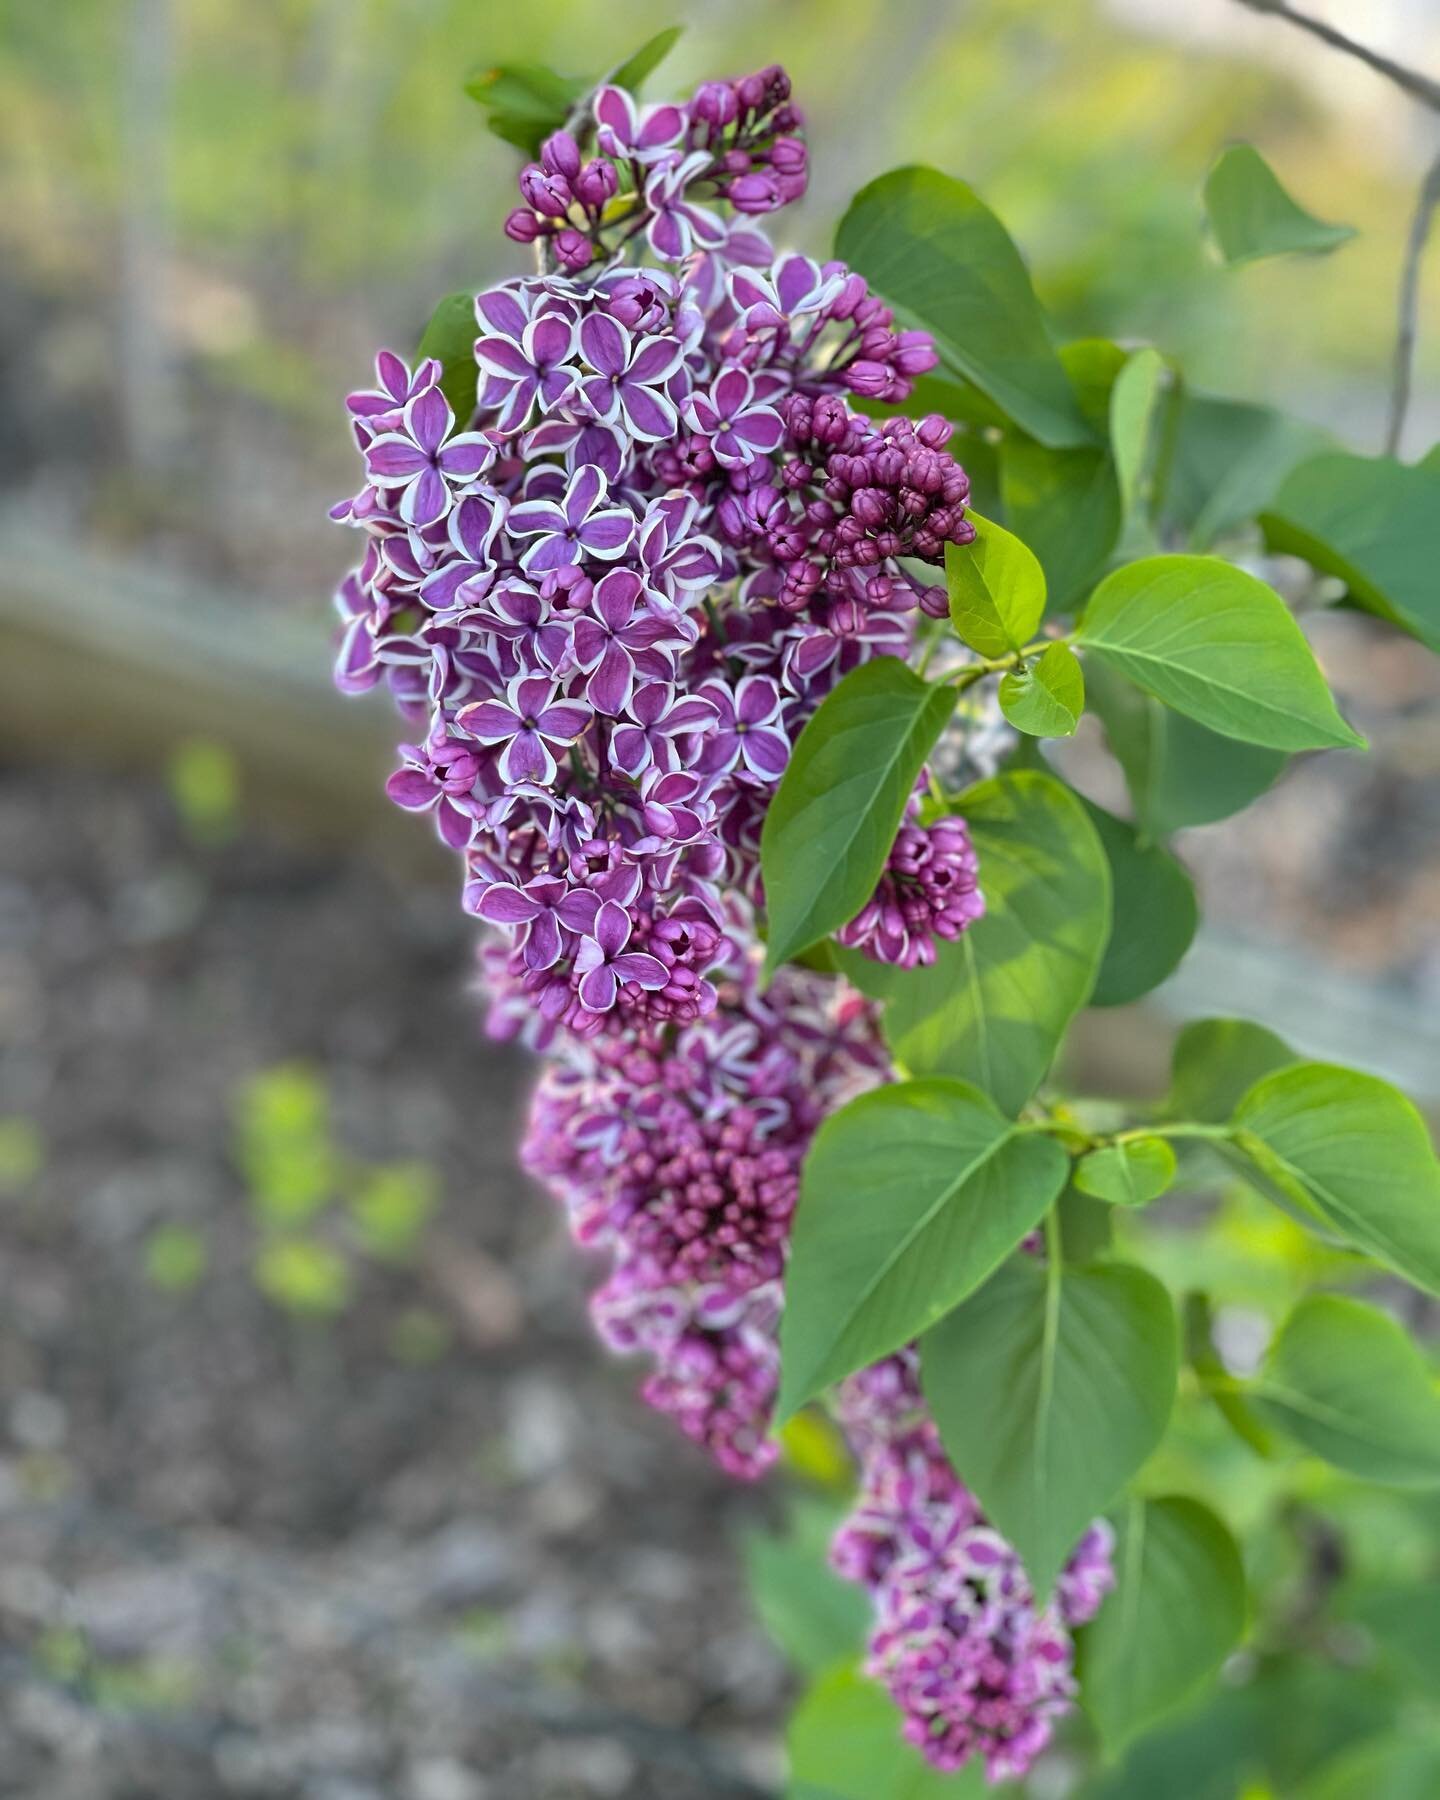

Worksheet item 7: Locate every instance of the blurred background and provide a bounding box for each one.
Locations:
[0,2,1437,1796]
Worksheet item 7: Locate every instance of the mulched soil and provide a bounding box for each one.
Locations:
[0,765,786,1800]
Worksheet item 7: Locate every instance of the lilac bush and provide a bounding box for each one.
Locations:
[327,56,1103,1778]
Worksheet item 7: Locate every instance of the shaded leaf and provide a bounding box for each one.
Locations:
[1230,1063,1440,1294]
[1081,797,1197,1006]
[923,1257,1178,1595]
[1262,451,1440,653]
[1075,1137,1177,1206]
[416,291,481,430]
[1078,1495,1246,1753]
[761,659,955,973]
[1253,1293,1440,1486]
[835,166,1093,448]
[778,1080,1068,1418]
[1204,143,1355,266]
[787,1665,987,1799]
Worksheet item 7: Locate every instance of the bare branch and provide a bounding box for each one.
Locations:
[1232,0,1440,114]
[1387,148,1440,456]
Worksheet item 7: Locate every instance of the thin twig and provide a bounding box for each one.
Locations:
[1387,148,1440,455]
[1232,0,1440,114]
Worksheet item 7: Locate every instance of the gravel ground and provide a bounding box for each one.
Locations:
[0,766,786,1800]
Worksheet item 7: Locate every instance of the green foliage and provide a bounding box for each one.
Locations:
[417,290,483,426]
[1262,452,1440,653]
[1300,1735,1440,1800]
[857,771,1111,1113]
[254,1235,351,1316]
[1081,799,1197,1006]
[1166,1018,1297,1124]
[998,641,1086,737]
[1228,1063,1440,1294]
[741,1498,871,1674]
[143,1224,209,1292]
[1163,392,1332,550]
[166,738,241,844]
[760,659,955,973]
[945,513,1046,657]
[349,1161,439,1261]
[1203,144,1355,267]
[1252,1294,1440,1487]
[787,1665,986,1799]
[463,59,586,154]
[1078,1495,1246,1753]
[923,1256,1178,1595]
[835,166,1093,448]
[0,1117,44,1193]
[1075,1136,1177,1207]
[1084,658,1287,837]
[607,26,684,94]
[778,1079,1068,1418]
[1077,557,1365,751]
[1109,346,1171,530]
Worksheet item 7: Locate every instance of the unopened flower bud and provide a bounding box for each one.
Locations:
[692,80,739,127]
[540,129,582,180]
[553,227,593,271]
[519,164,572,217]
[503,207,543,243]
[573,157,619,209]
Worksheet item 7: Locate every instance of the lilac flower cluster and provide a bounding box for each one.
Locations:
[520,936,886,1477]
[836,797,984,969]
[832,1353,1115,1781]
[329,57,1097,1782]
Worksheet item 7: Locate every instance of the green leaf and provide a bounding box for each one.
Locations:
[778,1080,1068,1419]
[1252,1293,1440,1487]
[1078,1495,1246,1754]
[1164,390,1332,550]
[416,291,481,429]
[1203,143,1356,267]
[922,1257,1178,1595]
[999,642,1085,737]
[1230,1063,1440,1294]
[1077,555,1364,751]
[1167,1017,1297,1124]
[1262,452,1440,653]
[463,59,586,155]
[945,512,1046,656]
[761,659,955,974]
[1300,1736,1440,1800]
[1082,798,1197,1006]
[741,1498,871,1674]
[1075,1137,1177,1207]
[834,167,1093,449]
[1085,658,1287,836]
[998,338,1128,612]
[787,1666,987,1799]
[865,771,1111,1115]
[607,25,683,93]
[1110,348,1170,525]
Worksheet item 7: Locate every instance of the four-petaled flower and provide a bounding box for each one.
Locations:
[347,350,441,423]
[507,463,636,574]
[643,152,727,261]
[460,674,592,785]
[592,85,685,165]
[696,675,791,781]
[572,899,669,1012]
[611,684,718,778]
[681,368,784,469]
[577,314,686,442]
[384,731,489,849]
[475,311,581,434]
[473,875,599,970]
[364,388,495,528]
[572,569,684,715]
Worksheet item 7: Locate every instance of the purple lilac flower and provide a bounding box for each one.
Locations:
[837,808,985,968]
[507,463,635,574]
[384,730,489,850]
[576,313,686,441]
[459,675,591,785]
[696,674,791,781]
[474,311,581,434]
[681,367,784,468]
[592,84,685,164]
[571,568,683,716]
[831,1352,1115,1782]
[573,898,670,1011]
[363,387,495,528]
